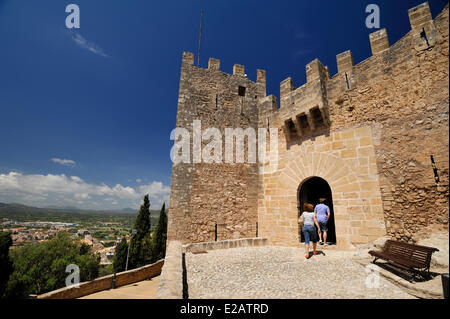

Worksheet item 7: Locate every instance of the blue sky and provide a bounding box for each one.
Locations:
[0,0,447,210]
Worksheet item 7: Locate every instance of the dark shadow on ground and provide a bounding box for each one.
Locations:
[182,253,189,299]
[373,261,441,283]
[306,250,326,258]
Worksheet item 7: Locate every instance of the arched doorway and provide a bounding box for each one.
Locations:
[298,177,336,244]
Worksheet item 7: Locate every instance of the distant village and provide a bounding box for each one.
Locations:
[1,219,132,267]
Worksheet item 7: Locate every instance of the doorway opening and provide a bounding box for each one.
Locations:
[298,177,337,244]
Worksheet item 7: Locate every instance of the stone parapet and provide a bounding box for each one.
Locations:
[37,259,164,299]
[183,237,268,253]
[156,241,183,299]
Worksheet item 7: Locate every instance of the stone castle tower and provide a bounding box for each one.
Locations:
[168,2,449,249]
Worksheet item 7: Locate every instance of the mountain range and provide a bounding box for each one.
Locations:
[0,202,142,215]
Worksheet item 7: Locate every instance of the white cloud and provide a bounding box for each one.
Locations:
[71,33,109,58]
[136,179,142,183]
[138,181,170,208]
[71,176,83,183]
[0,171,170,210]
[74,193,90,200]
[51,158,76,167]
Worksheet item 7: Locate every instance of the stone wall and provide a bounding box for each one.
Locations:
[327,2,449,242]
[156,241,183,299]
[183,237,268,253]
[168,53,263,244]
[37,259,164,299]
[168,2,449,249]
[259,2,448,247]
[258,126,386,248]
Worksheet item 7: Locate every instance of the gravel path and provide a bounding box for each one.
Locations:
[185,246,415,299]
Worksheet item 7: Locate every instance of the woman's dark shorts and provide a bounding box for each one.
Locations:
[302,225,318,244]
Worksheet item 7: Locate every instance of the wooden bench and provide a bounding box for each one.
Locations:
[368,240,439,281]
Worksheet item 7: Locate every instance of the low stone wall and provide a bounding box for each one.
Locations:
[156,241,183,299]
[183,237,268,253]
[37,259,164,299]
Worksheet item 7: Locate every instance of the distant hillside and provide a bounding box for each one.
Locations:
[0,202,163,218]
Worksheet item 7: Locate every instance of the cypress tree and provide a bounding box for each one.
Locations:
[134,194,151,241]
[152,203,167,262]
[129,195,152,268]
[113,237,128,273]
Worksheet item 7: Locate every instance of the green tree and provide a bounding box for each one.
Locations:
[0,232,13,298]
[113,237,128,273]
[4,232,100,298]
[134,194,151,241]
[99,264,114,277]
[151,203,167,263]
[128,195,152,269]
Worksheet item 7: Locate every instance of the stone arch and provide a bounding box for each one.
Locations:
[277,151,359,197]
[297,176,336,244]
[273,151,361,248]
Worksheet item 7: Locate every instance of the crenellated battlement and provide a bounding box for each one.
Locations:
[180,2,446,136]
[181,52,267,84]
[275,1,446,141]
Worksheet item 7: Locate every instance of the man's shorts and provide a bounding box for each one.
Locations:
[318,222,328,232]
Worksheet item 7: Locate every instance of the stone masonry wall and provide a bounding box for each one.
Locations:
[169,2,448,248]
[326,3,449,242]
[168,53,264,244]
[258,125,386,249]
[258,2,448,247]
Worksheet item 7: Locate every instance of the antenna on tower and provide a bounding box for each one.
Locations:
[197,9,204,67]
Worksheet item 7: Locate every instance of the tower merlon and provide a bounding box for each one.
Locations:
[182,51,195,66]
[280,77,294,99]
[208,58,221,70]
[407,2,440,50]
[369,28,390,55]
[408,2,433,30]
[336,50,354,74]
[257,69,266,84]
[233,64,245,76]
[306,59,329,83]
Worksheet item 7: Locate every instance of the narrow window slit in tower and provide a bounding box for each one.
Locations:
[256,222,258,238]
[421,28,430,47]
[238,86,246,97]
[430,155,439,183]
[214,224,218,241]
[215,94,218,108]
[345,73,350,90]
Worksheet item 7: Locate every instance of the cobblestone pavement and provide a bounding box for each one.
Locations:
[185,246,415,299]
